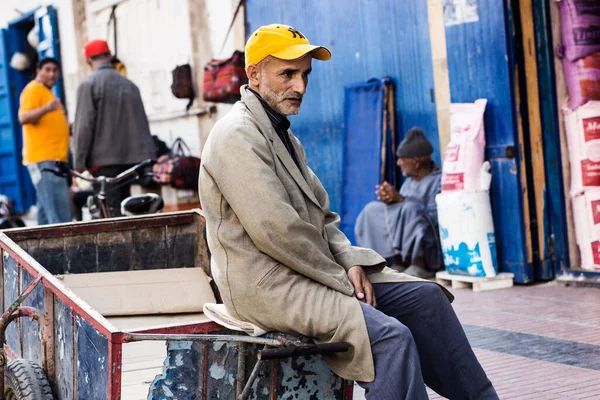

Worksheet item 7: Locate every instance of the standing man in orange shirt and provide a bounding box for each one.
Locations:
[18,57,72,225]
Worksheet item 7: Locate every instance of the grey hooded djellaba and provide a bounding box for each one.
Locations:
[355,166,443,272]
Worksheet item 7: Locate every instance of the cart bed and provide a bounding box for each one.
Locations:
[0,211,350,400]
[0,211,220,399]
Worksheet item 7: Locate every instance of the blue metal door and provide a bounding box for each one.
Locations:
[0,6,64,214]
[444,0,569,282]
[0,29,33,214]
[444,0,535,283]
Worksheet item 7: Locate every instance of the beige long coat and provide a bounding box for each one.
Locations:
[199,86,451,382]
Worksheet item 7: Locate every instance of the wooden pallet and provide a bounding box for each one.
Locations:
[436,271,515,292]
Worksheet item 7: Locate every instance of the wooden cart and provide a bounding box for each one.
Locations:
[0,211,352,399]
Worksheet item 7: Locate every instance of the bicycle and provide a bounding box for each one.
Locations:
[44,159,164,219]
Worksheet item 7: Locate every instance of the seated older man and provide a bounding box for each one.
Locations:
[355,127,442,278]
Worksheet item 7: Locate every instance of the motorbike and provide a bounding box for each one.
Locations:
[0,195,26,229]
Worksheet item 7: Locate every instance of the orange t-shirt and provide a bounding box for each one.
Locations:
[18,81,69,165]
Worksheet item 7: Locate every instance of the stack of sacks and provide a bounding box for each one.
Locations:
[563,103,600,270]
[559,0,600,109]
[436,99,499,277]
[572,188,600,270]
[558,0,600,270]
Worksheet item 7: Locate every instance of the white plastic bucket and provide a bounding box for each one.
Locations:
[436,190,499,277]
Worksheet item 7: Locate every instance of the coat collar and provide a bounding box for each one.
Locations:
[95,64,115,71]
[240,86,320,208]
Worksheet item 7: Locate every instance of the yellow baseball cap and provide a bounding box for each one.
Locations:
[245,24,331,67]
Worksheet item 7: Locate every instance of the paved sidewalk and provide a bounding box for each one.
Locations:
[356,281,600,399]
[10,209,600,399]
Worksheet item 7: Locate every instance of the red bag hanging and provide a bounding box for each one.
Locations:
[202,50,247,103]
[152,138,201,190]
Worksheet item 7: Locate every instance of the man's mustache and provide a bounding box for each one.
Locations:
[286,92,303,101]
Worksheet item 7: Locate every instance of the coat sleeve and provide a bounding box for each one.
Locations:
[202,123,356,293]
[72,81,96,170]
[305,166,387,273]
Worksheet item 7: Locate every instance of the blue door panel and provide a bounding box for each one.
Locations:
[488,159,534,282]
[340,80,385,244]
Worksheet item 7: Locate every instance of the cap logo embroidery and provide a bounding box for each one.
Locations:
[288,27,305,39]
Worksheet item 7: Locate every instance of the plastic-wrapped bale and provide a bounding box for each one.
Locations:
[562,101,600,191]
[562,52,600,108]
[558,0,600,62]
[441,99,487,192]
[436,190,499,277]
[571,188,600,270]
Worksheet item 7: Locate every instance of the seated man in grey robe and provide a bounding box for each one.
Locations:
[355,127,442,278]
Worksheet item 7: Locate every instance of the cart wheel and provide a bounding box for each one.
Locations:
[4,359,53,400]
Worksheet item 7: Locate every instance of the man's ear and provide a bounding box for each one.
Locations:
[246,64,260,87]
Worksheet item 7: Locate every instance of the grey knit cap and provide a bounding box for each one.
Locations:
[396,127,434,158]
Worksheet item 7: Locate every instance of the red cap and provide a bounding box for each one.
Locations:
[84,40,111,58]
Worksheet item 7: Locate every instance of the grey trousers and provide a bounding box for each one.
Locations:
[357,282,498,400]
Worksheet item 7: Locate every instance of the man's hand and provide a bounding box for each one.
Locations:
[348,266,376,307]
[45,98,64,112]
[375,181,404,204]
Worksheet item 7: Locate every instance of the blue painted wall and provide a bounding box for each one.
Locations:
[246,0,440,212]
[444,0,534,282]
[246,0,569,282]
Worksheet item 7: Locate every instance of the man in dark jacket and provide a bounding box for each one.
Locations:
[73,39,154,216]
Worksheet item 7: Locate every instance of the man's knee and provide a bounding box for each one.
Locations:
[416,281,445,296]
[359,201,384,220]
[379,318,415,346]
[363,304,415,347]
[373,321,420,368]
[393,321,415,343]
[411,282,449,308]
